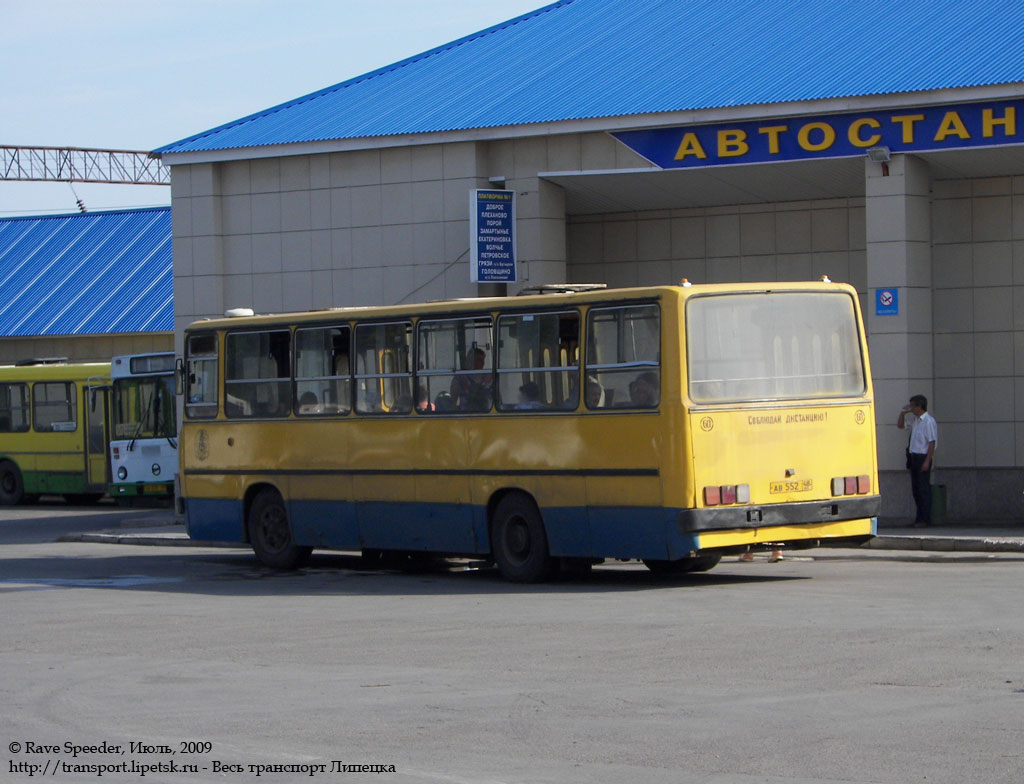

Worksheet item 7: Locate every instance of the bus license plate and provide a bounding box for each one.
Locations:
[770,480,813,494]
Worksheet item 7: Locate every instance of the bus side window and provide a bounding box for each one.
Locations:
[0,382,30,432]
[585,304,660,410]
[355,322,412,415]
[185,333,219,419]
[496,310,579,412]
[417,316,493,414]
[295,325,351,416]
[32,381,77,431]
[225,330,292,419]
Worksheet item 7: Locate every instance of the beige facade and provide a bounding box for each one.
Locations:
[0,333,173,367]
[167,121,1024,521]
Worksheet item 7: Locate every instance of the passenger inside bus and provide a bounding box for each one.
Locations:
[628,371,659,408]
[416,385,434,412]
[433,391,455,411]
[297,391,319,414]
[516,381,544,410]
[450,347,492,411]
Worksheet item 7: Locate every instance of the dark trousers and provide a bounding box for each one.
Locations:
[908,453,932,524]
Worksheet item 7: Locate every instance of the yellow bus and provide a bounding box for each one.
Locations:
[0,359,111,505]
[179,280,878,581]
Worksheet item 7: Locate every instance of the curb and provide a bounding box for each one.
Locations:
[867,535,1024,553]
[58,532,243,549]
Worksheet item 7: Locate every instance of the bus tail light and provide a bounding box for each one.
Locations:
[832,475,870,496]
[704,483,750,505]
[112,447,120,460]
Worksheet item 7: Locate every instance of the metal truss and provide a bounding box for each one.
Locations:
[0,146,169,185]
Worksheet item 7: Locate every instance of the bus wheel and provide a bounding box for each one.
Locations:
[491,494,554,583]
[0,461,24,505]
[643,555,722,575]
[247,489,311,570]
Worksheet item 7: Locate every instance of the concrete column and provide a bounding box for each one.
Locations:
[508,177,567,294]
[865,154,932,473]
[172,162,223,358]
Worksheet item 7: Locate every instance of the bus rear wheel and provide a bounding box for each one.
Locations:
[0,461,25,505]
[491,493,554,583]
[247,489,311,569]
[643,555,722,575]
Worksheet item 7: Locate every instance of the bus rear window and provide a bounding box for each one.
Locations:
[687,291,865,403]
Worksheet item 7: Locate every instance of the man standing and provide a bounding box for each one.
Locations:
[897,394,938,527]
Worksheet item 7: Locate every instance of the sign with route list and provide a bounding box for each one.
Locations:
[470,189,516,283]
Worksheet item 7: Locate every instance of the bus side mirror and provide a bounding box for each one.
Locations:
[175,357,184,396]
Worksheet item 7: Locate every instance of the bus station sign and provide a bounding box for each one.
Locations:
[470,189,516,283]
[613,97,1022,169]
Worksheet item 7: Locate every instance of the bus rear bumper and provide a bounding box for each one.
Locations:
[677,495,881,534]
[109,481,174,498]
[693,517,877,553]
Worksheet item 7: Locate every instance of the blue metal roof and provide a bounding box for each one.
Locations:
[0,208,172,337]
[156,0,1024,155]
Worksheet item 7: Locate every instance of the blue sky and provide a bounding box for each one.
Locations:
[0,0,547,217]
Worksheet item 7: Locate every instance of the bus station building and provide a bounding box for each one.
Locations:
[154,0,1024,521]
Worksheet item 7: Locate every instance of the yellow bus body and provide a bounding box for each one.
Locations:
[0,361,111,504]
[180,282,877,575]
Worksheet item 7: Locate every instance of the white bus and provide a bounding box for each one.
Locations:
[109,352,177,503]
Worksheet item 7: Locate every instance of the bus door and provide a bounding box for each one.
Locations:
[84,384,110,489]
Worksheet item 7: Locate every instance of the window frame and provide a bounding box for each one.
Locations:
[184,332,219,420]
[293,323,353,417]
[32,381,78,432]
[224,328,293,419]
[495,308,581,413]
[353,320,414,415]
[684,290,866,404]
[416,314,494,414]
[0,382,31,433]
[584,302,662,411]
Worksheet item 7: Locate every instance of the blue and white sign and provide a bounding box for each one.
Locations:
[613,97,1023,170]
[876,288,899,316]
[470,189,516,283]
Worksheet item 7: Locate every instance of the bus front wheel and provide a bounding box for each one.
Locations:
[247,489,311,570]
[0,461,25,505]
[491,494,554,583]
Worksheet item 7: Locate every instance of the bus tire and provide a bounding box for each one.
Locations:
[643,554,722,575]
[491,493,554,583]
[0,461,25,505]
[247,489,311,570]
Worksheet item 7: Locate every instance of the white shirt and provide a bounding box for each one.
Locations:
[907,411,938,454]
